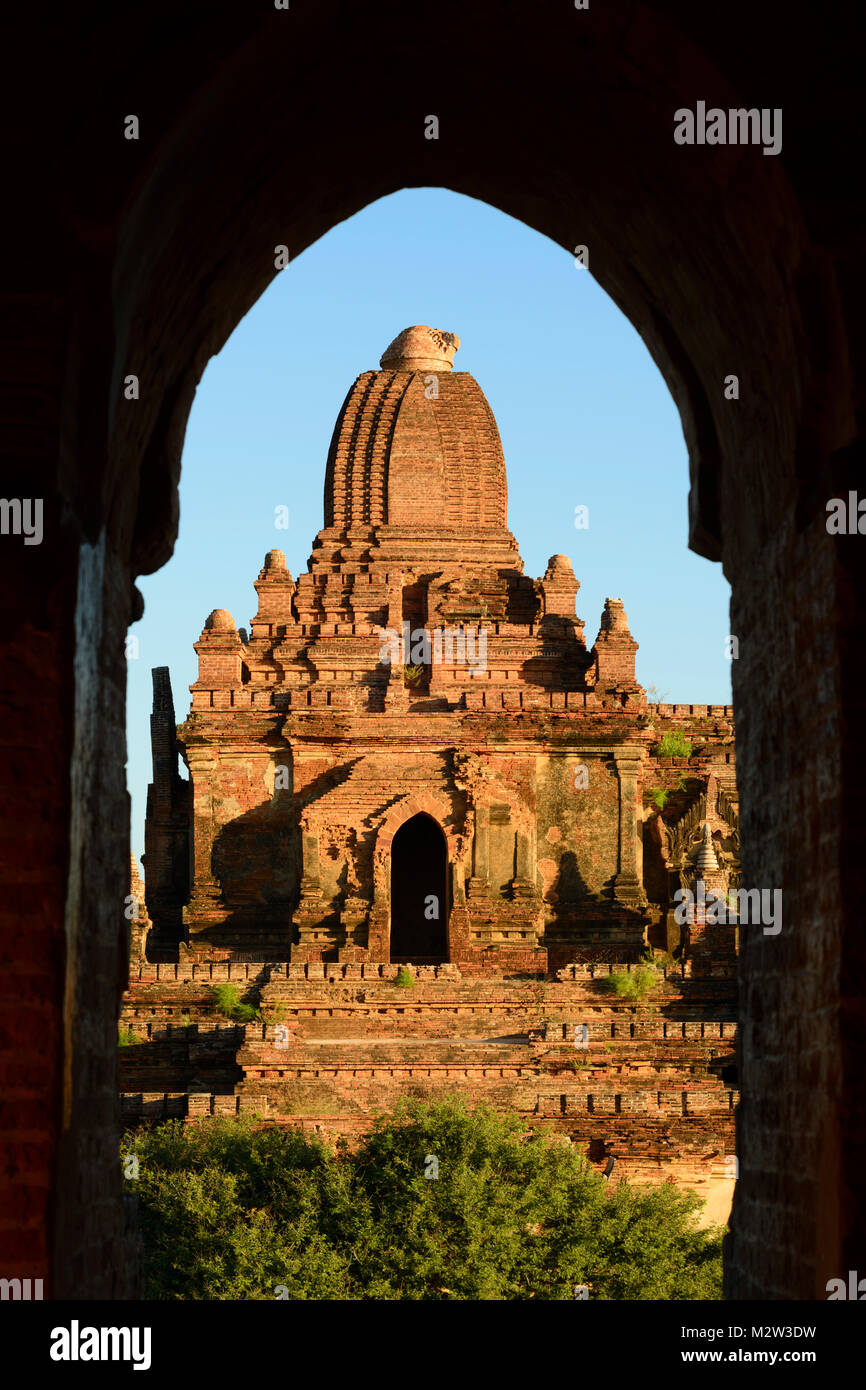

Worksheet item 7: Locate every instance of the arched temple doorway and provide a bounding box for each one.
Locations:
[389,814,448,963]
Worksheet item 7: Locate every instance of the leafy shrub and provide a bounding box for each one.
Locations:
[651,772,688,811]
[211,983,259,1023]
[123,1098,723,1300]
[394,966,415,988]
[212,983,242,1018]
[598,966,661,1002]
[118,1023,138,1047]
[656,731,693,758]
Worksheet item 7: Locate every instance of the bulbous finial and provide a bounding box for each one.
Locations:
[380,326,460,372]
[204,608,236,632]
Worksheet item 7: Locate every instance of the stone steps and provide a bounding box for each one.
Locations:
[118,966,738,1208]
[254,1009,736,1034]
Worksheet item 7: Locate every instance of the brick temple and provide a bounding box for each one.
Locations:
[125,326,740,1216]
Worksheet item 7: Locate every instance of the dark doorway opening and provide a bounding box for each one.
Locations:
[401,582,430,691]
[401,582,427,629]
[390,813,448,963]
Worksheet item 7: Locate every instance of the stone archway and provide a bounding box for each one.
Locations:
[389,814,449,964]
[370,792,463,962]
[6,1,865,1300]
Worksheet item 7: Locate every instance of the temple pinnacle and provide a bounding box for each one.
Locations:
[379,325,460,372]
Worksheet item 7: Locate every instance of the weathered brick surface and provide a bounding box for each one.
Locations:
[120,960,738,1220]
[148,331,740,979]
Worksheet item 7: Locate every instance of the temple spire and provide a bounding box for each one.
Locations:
[696,820,720,873]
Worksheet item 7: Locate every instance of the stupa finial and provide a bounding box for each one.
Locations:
[380,325,460,372]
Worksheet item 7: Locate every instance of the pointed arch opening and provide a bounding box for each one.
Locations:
[389,813,448,964]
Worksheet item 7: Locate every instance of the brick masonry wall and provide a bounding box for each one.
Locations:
[120,962,738,1221]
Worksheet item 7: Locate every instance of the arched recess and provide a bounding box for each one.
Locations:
[372,793,463,962]
[389,814,449,964]
[19,0,861,1303]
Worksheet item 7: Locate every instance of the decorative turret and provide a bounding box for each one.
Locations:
[204,608,236,631]
[251,549,296,638]
[192,609,244,691]
[144,667,191,950]
[589,597,640,697]
[692,821,729,900]
[128,853,151,960]
[695,820,720,874]
[541,554,580,620]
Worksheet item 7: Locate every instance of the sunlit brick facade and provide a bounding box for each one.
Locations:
[145,326,739,971]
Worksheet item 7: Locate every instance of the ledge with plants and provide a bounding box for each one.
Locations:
[595,965,662,1002]
[210,982,261,1023]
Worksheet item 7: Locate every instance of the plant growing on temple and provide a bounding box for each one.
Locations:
[211,983,260,1022]
[124,1099,724,1300]
[394,965,415,988]
[564,1057,591,1072]
[655,730,693,758]
[212,983,242,1018]
[403,663,425,688]
[118,1023,138,1047]
[598,966,661,1002]
[651,772,688,812]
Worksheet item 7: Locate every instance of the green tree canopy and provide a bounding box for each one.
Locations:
[123,1096,723,1300]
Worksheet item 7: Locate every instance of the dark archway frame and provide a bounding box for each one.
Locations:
[5,2,864,1300]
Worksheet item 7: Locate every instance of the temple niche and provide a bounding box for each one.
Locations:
[143,327,738,970]
[658,777,740,969]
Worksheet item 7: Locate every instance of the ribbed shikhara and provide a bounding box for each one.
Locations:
[185,331,649,717]
[323,369,509,532]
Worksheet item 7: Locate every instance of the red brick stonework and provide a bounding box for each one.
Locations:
[144,326,739,971]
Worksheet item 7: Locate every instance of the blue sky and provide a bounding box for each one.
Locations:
[126,188,732,864]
